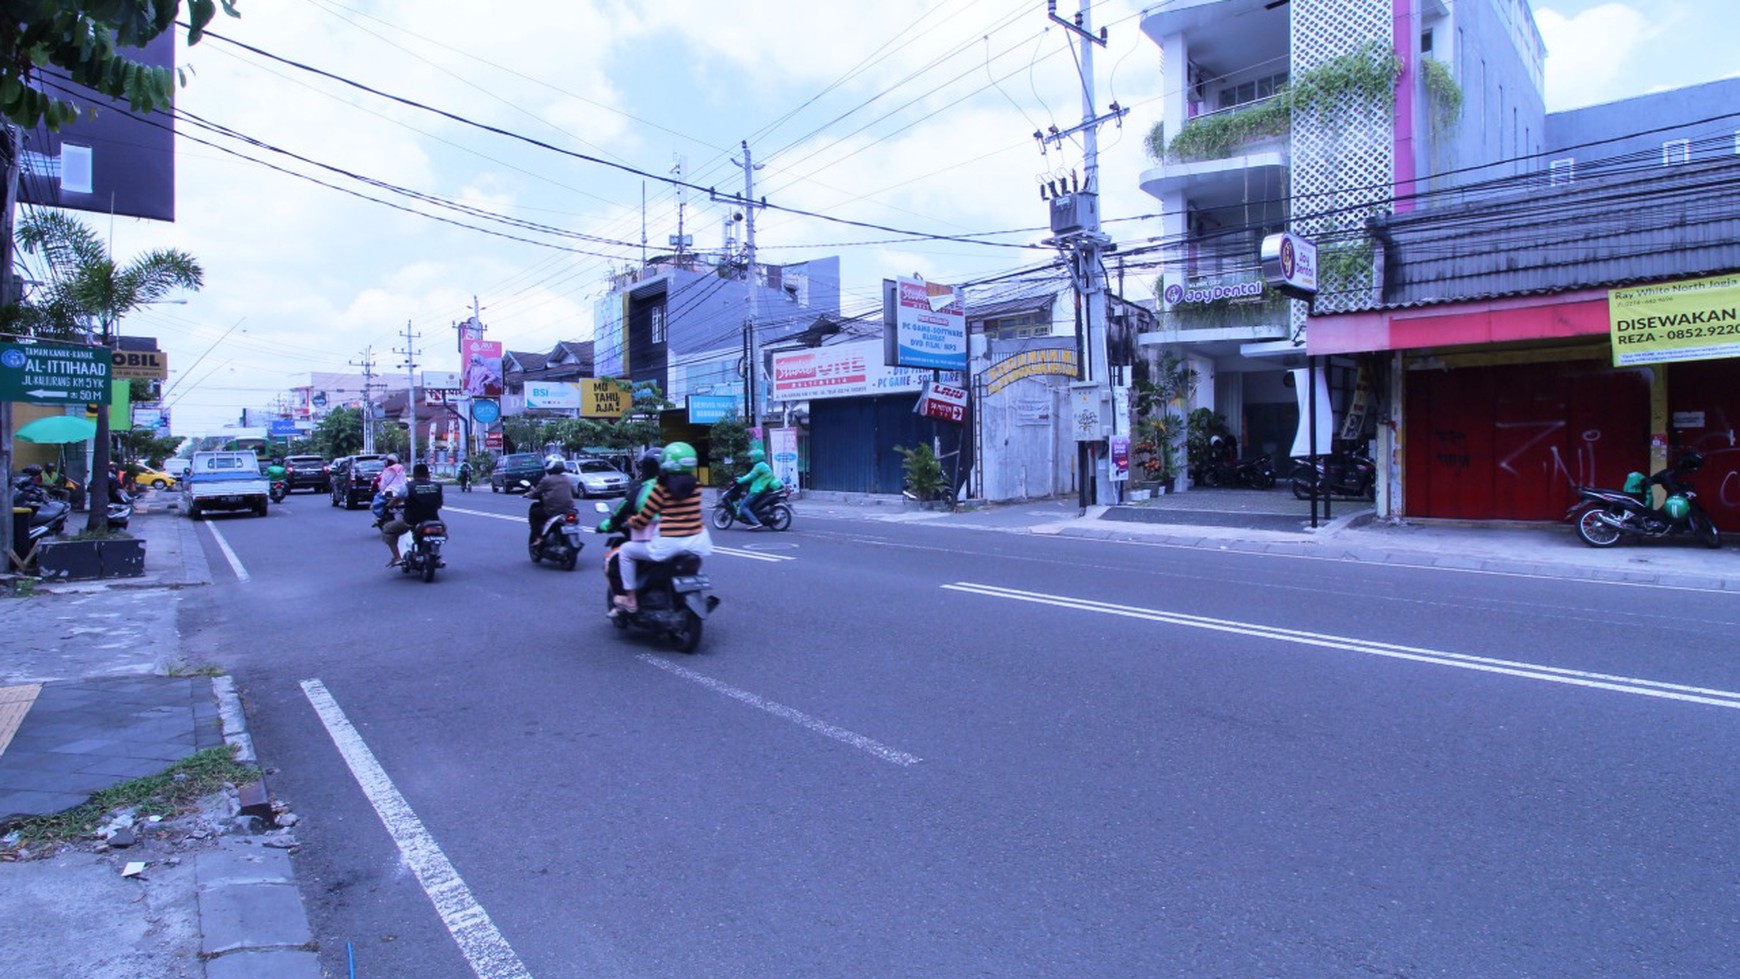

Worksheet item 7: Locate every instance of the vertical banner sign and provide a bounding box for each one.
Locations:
[1609,272,1740,366]
[886,275,967,370]
[769,427,800,491]
[461,339,503,397]
[1110,434,1130,481]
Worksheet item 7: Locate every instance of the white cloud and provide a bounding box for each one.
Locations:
[1535,3,1665,110]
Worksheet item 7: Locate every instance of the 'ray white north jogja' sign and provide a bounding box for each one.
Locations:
[1609,272,1740,366]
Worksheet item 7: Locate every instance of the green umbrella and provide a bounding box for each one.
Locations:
[14,415,99,444]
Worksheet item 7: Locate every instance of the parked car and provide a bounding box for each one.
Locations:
[490,452,546,493]
[564,457,628,498]
[132,465,179,490]
[283,454,330,493]
[329,454,387,509]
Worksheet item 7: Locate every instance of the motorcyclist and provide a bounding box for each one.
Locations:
[371,453,406,526]
[526,454,576,547]
[616,441,713,614]
[456,460,472,492]
[598,448,662,610]
[732,445,782,528]
[382,463,444,566]
[265,457,289,490]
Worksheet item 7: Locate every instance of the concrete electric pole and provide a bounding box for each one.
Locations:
[1039,0,1129,511]
[395,320,422,465]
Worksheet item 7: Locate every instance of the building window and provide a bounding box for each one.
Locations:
[1421,29,1433,53]
[1663,138,1691,165]
[979,311,1049,340]
[1217,71,1288,111]
[650,304,666,344]
[1550,158,1575,186]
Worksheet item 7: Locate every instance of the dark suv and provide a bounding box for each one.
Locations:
[491,452,546,493]
[283,455,329,493]
[329,454,387,509]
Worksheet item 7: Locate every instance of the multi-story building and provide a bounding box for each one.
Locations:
[1136,0,1545,468]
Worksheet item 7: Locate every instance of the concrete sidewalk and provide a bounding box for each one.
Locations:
[0,494,320,978]
[788,487,1740,591]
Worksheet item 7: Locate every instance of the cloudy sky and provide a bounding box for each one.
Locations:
[50,0,1740,435]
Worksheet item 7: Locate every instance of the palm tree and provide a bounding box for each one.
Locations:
[17,210,204,531]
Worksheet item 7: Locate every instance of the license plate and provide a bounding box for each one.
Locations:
[673,575,710,592]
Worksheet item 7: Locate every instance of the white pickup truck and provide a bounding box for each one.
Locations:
[181,450,270,519]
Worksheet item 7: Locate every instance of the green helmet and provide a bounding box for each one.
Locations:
[1663,494,1690,520]
[661,441,698,473]
[748,446,765,463]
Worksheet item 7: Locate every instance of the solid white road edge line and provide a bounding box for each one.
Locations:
[637,655,922,766]
[301,679,535,979]
[944,582,1740,711]
[203,522,250,582]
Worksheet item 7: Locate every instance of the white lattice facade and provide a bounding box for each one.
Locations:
[1290,0,1395,332]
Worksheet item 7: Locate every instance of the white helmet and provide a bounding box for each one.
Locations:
[545,455,566,474]
[385,453,399,464]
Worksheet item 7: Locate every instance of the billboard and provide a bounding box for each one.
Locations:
[19,32,176,221]
[1609,272,1740,366]
[772,339,942,401]
[525,381,581,410]
[883,275,966,371]
[461,339,503,397]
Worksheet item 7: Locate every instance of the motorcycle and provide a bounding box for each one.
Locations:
[1192,436,1277,489]
[457,469,472,493]
[595,501,718,654]
[710,483,793,531]
[1567,453,1722,549]
[520,479,584,570]
[10,476,71,551]
[268,478,289,503]
[1290,446,1377,501]
[394,518,448,582]
[105,485,134,531]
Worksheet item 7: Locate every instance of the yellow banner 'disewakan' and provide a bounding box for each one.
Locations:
[1609,272,1740,366]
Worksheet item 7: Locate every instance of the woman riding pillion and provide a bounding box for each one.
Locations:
[597,448,662,610]
[614,442,712,615]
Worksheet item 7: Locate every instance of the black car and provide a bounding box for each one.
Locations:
[491,452,546,493]
[329,455,387,509]
[283,455,330,493]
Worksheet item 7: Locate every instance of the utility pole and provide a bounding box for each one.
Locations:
[0,125,18,571]
[728,141,764,438]
[351,348,378,455]
[1039,0,1128,511]
[396,320,422,466]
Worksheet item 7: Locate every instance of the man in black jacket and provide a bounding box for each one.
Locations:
[382,463,444,566]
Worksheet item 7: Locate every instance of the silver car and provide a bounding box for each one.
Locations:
[564,457,628,498]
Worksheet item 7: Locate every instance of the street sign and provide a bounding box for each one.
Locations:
[470,399,500,424]
[0,341,112,405]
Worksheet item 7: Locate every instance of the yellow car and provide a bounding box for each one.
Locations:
[132,465,179,490]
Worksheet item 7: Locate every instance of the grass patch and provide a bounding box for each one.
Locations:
[5,745,254,843]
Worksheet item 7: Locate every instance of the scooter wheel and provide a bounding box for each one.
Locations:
[671,609,703,654]
[766,504,793,532]
[710,505,734,530]
[1690,511,1723,550]
[1575,507,1624,548]
[562,551,578,571]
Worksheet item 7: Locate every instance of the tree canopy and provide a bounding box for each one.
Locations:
[0,0,241,129]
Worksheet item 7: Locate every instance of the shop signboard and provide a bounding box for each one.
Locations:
[110,348,168,380]
[687,394,738,424]
[771,339,936,401]
[581,379,630,418]
[1609,272,1740,366]
[884,275,967,371]
[915,379,968,423]
[525,381,581,410]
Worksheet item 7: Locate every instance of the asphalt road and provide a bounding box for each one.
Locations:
[178,485,1740,978]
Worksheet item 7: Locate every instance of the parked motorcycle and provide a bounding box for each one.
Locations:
[1193,437,1277,489]
[1290,445,1377,501]
[10,476,71,551]
[710,483,793,531]
[105,485,134,531]
[1568,452,1722,549]
[393,518,448,582]
[595,501,718,653]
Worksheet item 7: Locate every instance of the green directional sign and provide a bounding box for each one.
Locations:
[0,341,112,405]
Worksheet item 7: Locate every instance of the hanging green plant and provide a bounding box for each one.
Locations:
[1163,39,1404,163]
[1420,56,1464,135]
[1317,239,1376,296]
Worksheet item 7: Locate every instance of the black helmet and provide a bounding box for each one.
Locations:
[636,448,663,479]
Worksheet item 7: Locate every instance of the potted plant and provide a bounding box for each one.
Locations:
[896,442,948,508]
[1134,353,1197,494]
